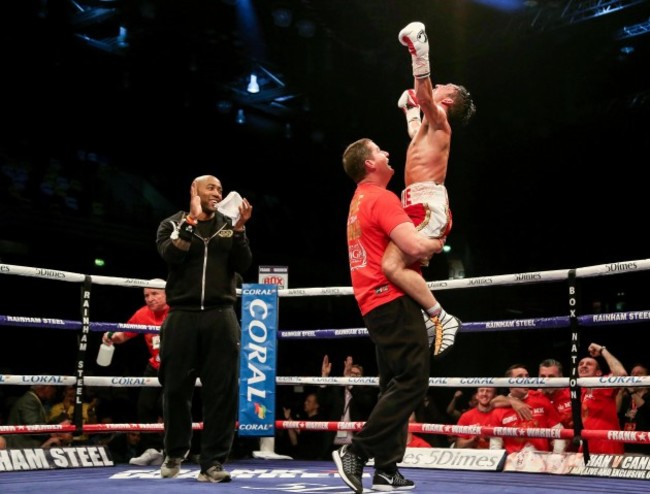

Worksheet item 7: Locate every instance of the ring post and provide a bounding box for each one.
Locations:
[239,283,287,458]
[73,275,92,438]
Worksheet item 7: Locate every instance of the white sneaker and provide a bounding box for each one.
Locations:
[130,448,164,466]
[148,449,164,466]
[197,463,232,483]
[161,455,183,478]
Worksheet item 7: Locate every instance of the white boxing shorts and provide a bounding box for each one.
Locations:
[401,181,452,239]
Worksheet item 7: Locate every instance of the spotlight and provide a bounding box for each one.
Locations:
[247,74,260,93]
[117,26,128,47]
[236,109,246,124]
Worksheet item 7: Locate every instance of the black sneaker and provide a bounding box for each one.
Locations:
[372,469,415,491]
[425,311,461,359]
[332,444,366,494]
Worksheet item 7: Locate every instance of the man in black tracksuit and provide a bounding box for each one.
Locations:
[156,175,252,483]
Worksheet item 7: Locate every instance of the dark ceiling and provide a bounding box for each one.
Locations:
[2,0,650,284]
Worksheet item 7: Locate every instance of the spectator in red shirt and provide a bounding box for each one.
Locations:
[578,342,627,455]
[406,412,430,448]
[538,359,573,429]
[489,364,566,454]
[101,281,169,464]
[454,387,497,449]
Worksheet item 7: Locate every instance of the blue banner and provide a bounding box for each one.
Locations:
[238,284,278,436]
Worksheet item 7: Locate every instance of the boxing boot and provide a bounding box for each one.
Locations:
[423,309,461,359]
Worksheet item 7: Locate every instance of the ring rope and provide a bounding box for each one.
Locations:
[2,374,649,389]
[0,423,200,434]
[1,421,647,444]
[3,259,650,293]
[3,306,650,336]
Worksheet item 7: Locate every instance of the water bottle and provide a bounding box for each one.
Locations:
[96,333,115,367]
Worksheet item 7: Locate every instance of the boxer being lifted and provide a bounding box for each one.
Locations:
[382,21,476,358]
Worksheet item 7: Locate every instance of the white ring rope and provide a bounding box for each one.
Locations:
[3,258,650,293]
[3,374,649,389]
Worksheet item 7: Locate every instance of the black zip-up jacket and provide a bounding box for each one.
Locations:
[156,210,252,310]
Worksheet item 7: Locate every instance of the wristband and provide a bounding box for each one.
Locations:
[178,222,195,242]
[185,215,197,226]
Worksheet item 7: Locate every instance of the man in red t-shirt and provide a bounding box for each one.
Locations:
[454,387,497,449]
[578,342,628,455]
[102,281,169,463]
[537,358,577,452]
[490,364,566,454]
[333,137,444,494]
[538,359,573,428]
[406,412,430,448]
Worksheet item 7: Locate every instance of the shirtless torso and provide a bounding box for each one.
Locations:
[404,81,457,187]
[404,114,451,186]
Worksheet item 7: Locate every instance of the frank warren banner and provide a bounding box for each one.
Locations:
[238,283,278,437]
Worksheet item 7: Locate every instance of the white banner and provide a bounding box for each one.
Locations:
[368,447,506,471]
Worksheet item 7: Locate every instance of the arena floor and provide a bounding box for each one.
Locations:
[2,458,649,494]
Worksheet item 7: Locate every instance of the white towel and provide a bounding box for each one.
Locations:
[217,190,243,224]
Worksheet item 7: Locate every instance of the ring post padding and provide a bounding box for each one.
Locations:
[73,275,92,438]
[568,268,587,460]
